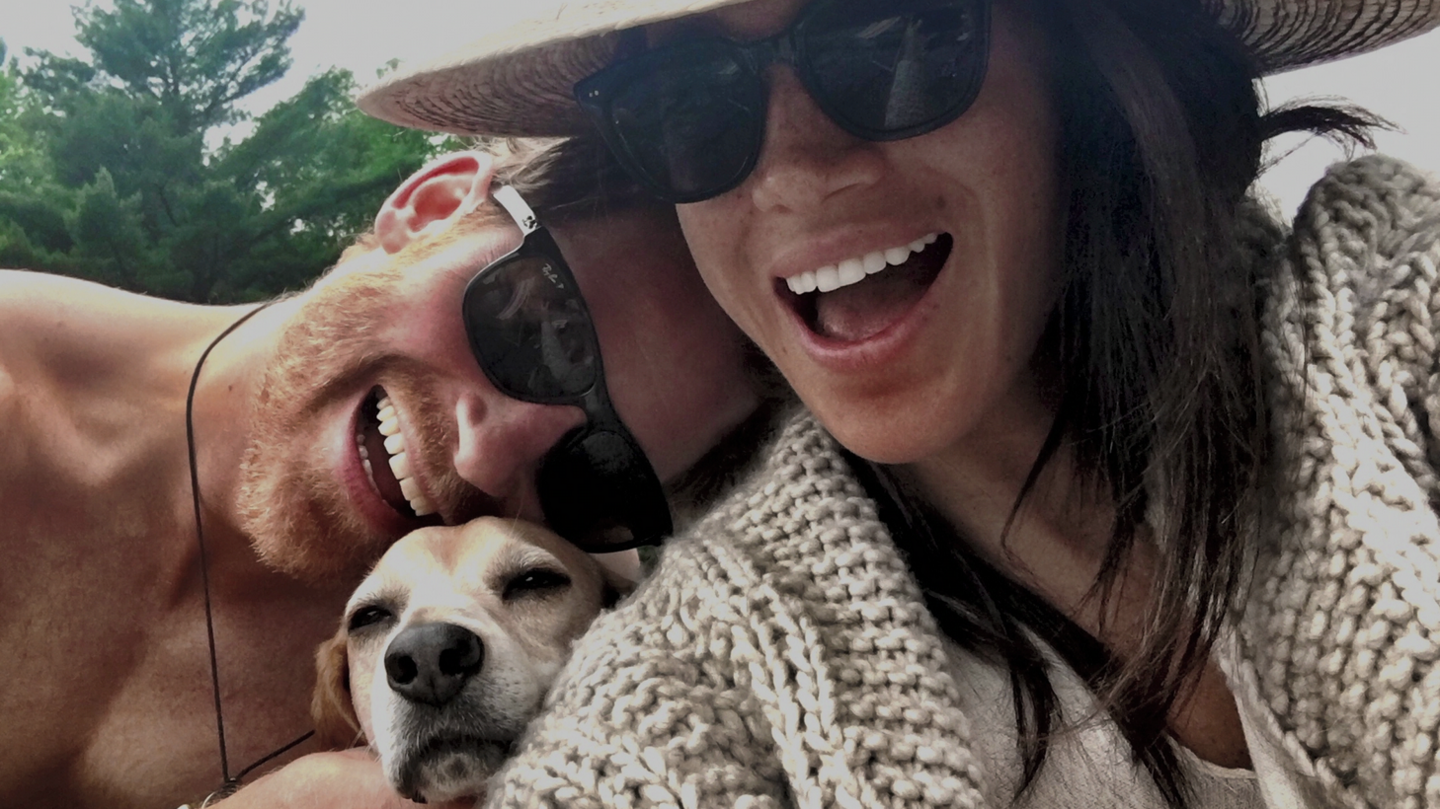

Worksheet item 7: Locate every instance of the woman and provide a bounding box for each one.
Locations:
[361,0,1440,806]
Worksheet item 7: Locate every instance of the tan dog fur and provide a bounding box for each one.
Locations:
[311,517,625,802]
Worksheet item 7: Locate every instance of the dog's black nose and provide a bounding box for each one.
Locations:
[384,622,485,707]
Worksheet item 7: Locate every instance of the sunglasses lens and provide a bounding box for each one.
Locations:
[538,429,674,550]
[604,45,764,201]
[462,254,598,401]
[803,0,988,136]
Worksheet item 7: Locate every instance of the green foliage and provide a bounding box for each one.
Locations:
[0,1,456,302]
[67,167,159,290]
[0,41,77,271]
[72,0,302,131]
[0,43,54,192]
[211,68,452,298]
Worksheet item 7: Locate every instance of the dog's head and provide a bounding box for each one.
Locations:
[312,517,626,803]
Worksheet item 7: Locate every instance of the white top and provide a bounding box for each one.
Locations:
[945,636,1270,808]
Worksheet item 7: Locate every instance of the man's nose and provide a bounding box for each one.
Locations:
[748,67,885,213]
[450,389,587,500]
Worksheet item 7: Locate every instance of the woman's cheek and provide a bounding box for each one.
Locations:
[677,206,752,326]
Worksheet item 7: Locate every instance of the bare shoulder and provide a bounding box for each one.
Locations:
[0,270,194,389]
[0,271,159,497]
[0,276,77,596]
[0,271,72,416]
[0,269,144,358]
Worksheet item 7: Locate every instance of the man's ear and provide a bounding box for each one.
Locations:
[373,150,497,255]
[311,629,364,750]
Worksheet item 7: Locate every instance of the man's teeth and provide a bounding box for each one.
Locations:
[785,232,940,295]
[359,395,436,517]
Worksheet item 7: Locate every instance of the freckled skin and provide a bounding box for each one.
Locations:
[676,0,1066,468]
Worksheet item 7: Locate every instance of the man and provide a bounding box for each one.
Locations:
[0,145,763,808]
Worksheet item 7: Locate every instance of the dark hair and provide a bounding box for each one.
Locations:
[862,0,1382,805]
[489,135,660,221]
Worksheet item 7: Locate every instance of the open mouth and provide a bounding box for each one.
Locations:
[781,233,954,343]
[356,387,439,522]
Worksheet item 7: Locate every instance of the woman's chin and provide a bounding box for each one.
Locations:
[809,409,939,468]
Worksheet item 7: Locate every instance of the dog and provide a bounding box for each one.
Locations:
[311,517,628,803]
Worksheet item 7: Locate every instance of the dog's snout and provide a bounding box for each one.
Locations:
[384,622,485,707]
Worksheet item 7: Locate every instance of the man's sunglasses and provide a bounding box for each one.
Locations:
[461,186,673,552]
[574,0,991,204]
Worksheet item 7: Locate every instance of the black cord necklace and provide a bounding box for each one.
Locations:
[184,301,314,805]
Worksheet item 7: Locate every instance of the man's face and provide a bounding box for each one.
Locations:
[237,205,759,584]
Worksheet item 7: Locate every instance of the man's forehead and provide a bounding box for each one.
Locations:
[397,219,521,284]
[322,206,521,290]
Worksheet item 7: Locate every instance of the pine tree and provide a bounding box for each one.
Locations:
[0,1,453,302]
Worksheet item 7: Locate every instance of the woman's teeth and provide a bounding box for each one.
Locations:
[785,233,940,295]
[359,395,436,517]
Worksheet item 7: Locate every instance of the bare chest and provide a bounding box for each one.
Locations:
[0,523,337,809]
[72,618,327,809]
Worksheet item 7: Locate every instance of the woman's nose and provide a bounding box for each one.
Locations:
[450,390,587,500]
[748,67,886,213]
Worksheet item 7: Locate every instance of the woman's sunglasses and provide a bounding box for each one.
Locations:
[461,186,673,552]
[574,0,991,204]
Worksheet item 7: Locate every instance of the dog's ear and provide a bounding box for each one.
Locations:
[311,629,364,750]
[373,151,497,255]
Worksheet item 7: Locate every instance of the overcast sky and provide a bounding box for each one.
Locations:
[2,0,1437,215]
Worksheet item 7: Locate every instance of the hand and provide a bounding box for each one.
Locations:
[218,749,477,809]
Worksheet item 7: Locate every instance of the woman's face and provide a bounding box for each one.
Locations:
[674,0,1065,465]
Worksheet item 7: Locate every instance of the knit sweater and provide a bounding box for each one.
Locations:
[485,156,1440,809]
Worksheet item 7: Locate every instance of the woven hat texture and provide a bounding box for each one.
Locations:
[358,0,1440,137]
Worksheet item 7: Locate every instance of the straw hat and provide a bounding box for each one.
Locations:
[358,0,1440,137]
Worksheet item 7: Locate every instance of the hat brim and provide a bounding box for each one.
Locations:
[358,0,1440,137]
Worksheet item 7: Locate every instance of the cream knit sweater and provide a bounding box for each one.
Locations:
[486,156,1440,809]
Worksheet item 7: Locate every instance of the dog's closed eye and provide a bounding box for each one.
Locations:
[502,568,571,601]
[316,519,637,804]
[348,603,394,632]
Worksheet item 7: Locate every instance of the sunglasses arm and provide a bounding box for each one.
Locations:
[492,185,541,236]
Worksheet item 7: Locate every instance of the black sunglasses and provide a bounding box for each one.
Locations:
[461,186,673,552]
[574,0,991,204]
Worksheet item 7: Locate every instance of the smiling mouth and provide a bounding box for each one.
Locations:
[782,233,954,343]
[356,387,438,521]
